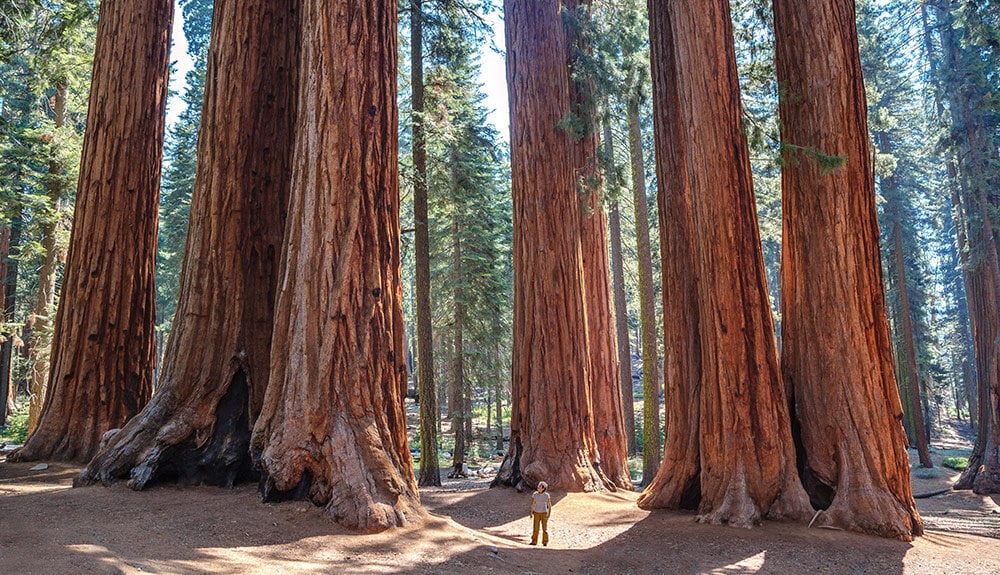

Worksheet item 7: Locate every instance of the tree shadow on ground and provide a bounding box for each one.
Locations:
[420,484,960,574]
[1,461,994,574]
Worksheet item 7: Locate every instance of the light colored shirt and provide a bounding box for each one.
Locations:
[531,491,551,514]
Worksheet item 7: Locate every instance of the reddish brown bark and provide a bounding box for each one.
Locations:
[10,0,172,463]
[638,0,810,528]
[492,0,616,493]
[775,0,922,539]
[249,0,422,532]
[77,0,299,488]
[603,115,637,458]
[582,188,632,490]
[638,0,700,511]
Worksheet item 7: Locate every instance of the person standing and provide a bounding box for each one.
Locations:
[529,481,551,546]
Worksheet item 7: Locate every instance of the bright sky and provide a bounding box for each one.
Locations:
[165,2,510,142]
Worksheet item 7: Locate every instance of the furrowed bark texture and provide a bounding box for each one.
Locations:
[605,112,636,459]
[774,0,922,540]
[639,0,810,528]
[492,0,614,493]
[77,0,300,488]
[250,0,422,532]
[582,189,632,490]
[637,0,699,511]
[11,0,172,463]
[608,198,636,457]
[582,110,630,490]
[574,10,630,490]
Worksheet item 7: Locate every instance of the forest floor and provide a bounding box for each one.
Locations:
[1,420,999,574]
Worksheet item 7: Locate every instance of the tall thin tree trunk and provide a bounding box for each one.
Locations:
[493,0,613,492]
[495,344,504,452]
[774,0,922,539]
[411,0,440,488]
[876,131,932,467]
[0,219,21,424]
[79,0,299,487]
[923,4,978,433]
[628,92,659,486]
[950,169,979,431]
[893,222,932,467]
[639,0,810,528]
[936,0,1000,496]
[604,117,637,458]
[26,83,68,436]
[250,0,423,531]
[451,188,467,476]
[11,0,172,463]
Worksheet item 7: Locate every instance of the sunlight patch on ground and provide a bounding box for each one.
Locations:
[707,551,766,574]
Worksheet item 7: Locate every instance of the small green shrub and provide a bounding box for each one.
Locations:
[942,457,969,471]
[0,402,29,445]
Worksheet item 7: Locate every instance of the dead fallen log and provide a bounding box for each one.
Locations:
[913,488,951,499]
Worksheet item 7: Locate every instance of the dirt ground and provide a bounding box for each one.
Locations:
[2,449,999,575]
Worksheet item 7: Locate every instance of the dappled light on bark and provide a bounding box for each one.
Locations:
[638,0,809,527]
[10,0,171,464]
[775,0,922,540]
[76,0,299,488]
[249,0,423,532]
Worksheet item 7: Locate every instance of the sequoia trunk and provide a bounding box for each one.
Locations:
[492,0,613,493]
[774,0,922,539]
[582,189,632,490]
[78,0,299,487]
[250,0,422,532]
[639,0,810,528]
[604,117,636,458]
[11,0,172,463]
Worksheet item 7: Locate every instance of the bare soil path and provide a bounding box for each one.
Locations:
[2,452,1000,575]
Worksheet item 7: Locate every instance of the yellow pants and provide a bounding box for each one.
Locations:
[531,512,549,545]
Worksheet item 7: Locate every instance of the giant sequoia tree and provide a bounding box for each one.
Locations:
[638,0,810,527]
[249,0,422,531]
[78,0,300,487]
[774,0,922,539]
[10,0,172,463]
[493,0,627,492]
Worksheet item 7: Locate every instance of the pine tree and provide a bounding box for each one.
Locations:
[157,0,213,341]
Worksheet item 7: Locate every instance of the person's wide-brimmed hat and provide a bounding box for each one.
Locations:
[538,481,548,490]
